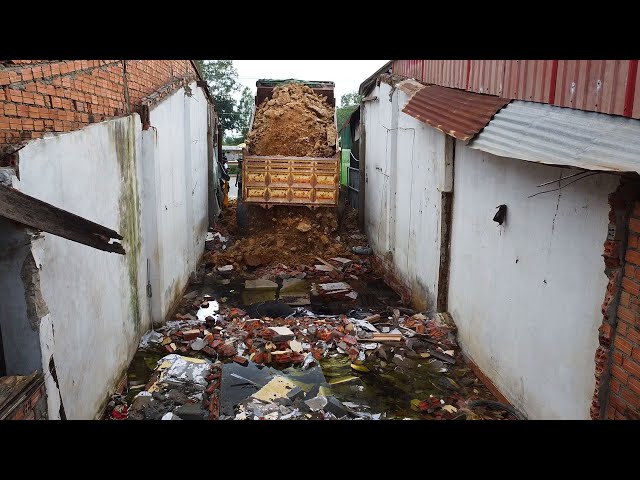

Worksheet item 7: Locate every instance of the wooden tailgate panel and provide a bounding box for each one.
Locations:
[242,155,339,207]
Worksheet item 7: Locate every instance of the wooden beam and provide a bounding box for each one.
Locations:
[0,184,125,254]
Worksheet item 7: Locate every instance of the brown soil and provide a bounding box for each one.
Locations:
[206,202,367,271]
[246,83,337,158]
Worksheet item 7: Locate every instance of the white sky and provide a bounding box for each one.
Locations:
[232,60,389,104]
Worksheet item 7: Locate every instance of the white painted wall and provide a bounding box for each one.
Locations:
[18,115,147,419]
[13,82,211,419]
[363,82,446,309]
[448,145,619,419]
[148,84,209,322]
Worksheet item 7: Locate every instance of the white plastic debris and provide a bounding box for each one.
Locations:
[139,330,164,348]
[302,352,315,370]
[350,318,380,333]
[360,343,379,350]
[162,412,178,420]
[196,300,220,321]
[206,232,215,242]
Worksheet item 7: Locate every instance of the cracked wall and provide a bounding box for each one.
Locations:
[447,146,620,419]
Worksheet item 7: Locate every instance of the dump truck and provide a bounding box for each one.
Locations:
[237,79,340,231]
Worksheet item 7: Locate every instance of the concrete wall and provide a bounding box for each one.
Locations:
[448,145,619,419]
[147,84,209,322]
[10,82,210,419]
[363,82,446,310]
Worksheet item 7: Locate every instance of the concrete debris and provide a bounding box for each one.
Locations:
[108,199,509,421]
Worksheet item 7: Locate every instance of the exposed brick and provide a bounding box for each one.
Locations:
[625,263,635,279]
[607,404,617,419]
[630,217,640,234]
[617,305,636,325]
[623,357,640,379]
[633,203,640,218]
[612,364,629,383]
[622,277,640,296]
[615,336,634,356]
[626,249,640,266]
[620,290,631,308]
[619,386,640,408]
[609,393,625,411]
[614,348,624,365]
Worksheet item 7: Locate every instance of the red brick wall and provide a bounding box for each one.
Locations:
[607,198,640,419]
[0,60,199,148]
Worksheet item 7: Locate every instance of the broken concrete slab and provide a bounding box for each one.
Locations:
[174,403,207,420]
[251,376,297,403]
[305,395,328,412]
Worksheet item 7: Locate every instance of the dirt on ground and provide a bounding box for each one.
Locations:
[245,83,337,158]
[205,202,367,271]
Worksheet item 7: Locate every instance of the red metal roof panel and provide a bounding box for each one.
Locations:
[401,84,511,141]
[554,60,629,116]
[503,60,554,103]
[468,60,506,96]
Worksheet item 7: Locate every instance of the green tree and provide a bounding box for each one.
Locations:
[194,60,241,133]
[336,91,362,130]
[340,92,363,107]
[236,87,254,139]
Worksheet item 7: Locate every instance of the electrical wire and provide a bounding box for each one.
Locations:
[528,171,603,198]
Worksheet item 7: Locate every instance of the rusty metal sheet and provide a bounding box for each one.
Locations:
[397,79,425,98]
[242,155,339,207]
[0,184,125,254]
[401,84,511,141]
[468,60,506,96]
[502,60,554,103]
[554,60,630,116]
[632,61,640,119]
[422,60,467,90]
[468,100,640,173]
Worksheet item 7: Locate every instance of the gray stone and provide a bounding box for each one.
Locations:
[305,396,328,412]
[167,389,189,405]
[287,386,305,402]
[323,397,353,418]
[274,397,293,407]
[174,403,207,420]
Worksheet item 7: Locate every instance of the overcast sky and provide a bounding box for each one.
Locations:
[233,60,389,104]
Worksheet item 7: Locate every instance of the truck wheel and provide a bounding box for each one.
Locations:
[236,200,250,236]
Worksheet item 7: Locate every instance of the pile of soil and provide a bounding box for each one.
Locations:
[206,202,367,271]
[246,83,337,157]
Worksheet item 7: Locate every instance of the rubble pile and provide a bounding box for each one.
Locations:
[246,83,337,157]
[107,287,520,420]
[205,203,371,271]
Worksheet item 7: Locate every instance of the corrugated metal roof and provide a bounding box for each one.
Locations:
[423,60,467,90]
[554,60,630,117]
[503,60,554,103]
[397,78,425,97]
[468,60,506,96]
[393,60,640,119]
[468,100,640,173]
[401,84,511,141]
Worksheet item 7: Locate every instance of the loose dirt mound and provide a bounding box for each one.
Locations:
[246,83,337,157]
[206,202,367,271]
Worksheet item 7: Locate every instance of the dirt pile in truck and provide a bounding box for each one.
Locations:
[246,83,337,157]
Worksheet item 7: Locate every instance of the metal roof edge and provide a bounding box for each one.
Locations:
[401,84,511,142]
[468,100,640,174]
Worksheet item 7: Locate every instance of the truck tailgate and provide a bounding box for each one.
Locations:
[242,154,340,207]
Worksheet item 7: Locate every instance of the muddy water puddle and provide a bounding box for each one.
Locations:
[111,264,512,421]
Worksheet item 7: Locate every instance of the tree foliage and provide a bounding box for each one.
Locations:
[237,87,254,138]
[194,60,244,135]
[340,92,363,107]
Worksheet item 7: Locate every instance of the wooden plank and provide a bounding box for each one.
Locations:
[0,184,125,254]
